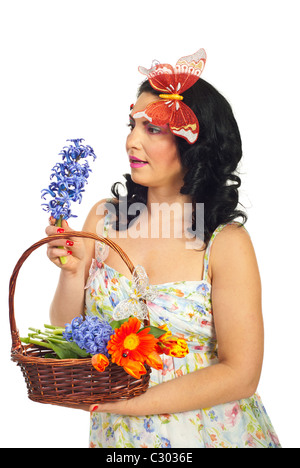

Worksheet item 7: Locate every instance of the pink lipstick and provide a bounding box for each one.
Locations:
[129,155,148,168]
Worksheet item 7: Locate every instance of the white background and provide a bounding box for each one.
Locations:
[1,0,299,448]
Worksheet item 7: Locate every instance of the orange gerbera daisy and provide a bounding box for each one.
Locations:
[107,317,159,378]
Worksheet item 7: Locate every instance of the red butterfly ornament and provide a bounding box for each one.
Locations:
[134,48,207,144]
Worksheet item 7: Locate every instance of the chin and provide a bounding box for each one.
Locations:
[130,172,149,187]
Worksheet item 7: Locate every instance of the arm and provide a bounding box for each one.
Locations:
[47,200,108,327]
[91,224,264,415]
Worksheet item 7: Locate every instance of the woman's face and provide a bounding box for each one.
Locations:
[126,92,185,190]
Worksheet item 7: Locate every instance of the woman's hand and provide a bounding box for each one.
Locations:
[89,399,133,415]
[45,217,86,274]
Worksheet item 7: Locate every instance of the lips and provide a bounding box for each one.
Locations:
[129,155,147,163]
[129,155,148,168]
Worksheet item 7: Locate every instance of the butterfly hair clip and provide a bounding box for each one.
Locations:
[133,48,207,144]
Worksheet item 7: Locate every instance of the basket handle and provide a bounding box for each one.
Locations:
[9,231,148,351]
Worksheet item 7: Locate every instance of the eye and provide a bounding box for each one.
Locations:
[127,122,134,131]
[146,124,162,134]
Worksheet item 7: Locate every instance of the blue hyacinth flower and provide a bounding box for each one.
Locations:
[41,138,97,221]
[63,315,113,358]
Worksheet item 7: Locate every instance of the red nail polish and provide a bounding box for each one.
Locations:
[66,240,74,246]
[67,250,72,255]
[57,228,64,233]
[91,405,98,413]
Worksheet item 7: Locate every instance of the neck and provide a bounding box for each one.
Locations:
[140,187,193,240]
[146,187,192,213]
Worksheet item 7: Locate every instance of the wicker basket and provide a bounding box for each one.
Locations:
[9,231,151,406]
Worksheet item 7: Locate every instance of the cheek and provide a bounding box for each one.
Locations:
[155,141,181,166]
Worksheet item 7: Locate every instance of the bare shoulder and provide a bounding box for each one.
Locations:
[209,223,260,285]
[211,223,254,258]
[82,198,117,233]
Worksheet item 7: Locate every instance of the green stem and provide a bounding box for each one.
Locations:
[44,324,65,334]
[28,332,53,341]
[44,329,64,336]
[30,331,64,342]
[28,327,42,334]
[56,216,67,265]
[43,331,65,340]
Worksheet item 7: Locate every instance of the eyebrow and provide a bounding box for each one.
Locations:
[129,114,151,126]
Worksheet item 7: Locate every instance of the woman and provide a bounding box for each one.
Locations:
[46,49,281,448]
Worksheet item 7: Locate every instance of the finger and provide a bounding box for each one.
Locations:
[90,405,101,414]
[89,402,117,414]
[45,225,58,236]
[47,245,72,260]
[45,225,70,236]
[47,238,75,248]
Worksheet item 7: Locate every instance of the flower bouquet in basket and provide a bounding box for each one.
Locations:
[20,315,189,380]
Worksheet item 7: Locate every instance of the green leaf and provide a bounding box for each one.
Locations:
[46,338,89,359]
[110,318,167,339]
[20,335,89,360]
[110,318,129,329]
[63,341,89,358]
[45,341,82,359]
[138,326,166,339]
[44,353,58,359]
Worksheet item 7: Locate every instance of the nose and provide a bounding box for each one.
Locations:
[126,124,142,152]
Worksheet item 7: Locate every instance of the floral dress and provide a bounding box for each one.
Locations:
[85,212,281,448]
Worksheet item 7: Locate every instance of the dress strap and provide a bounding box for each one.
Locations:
[95,209,113,263]
[202,222,243,282]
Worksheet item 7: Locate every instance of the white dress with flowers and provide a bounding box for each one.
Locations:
[85,212,281,448]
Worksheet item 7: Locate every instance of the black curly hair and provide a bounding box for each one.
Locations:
[106,77,247,247]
